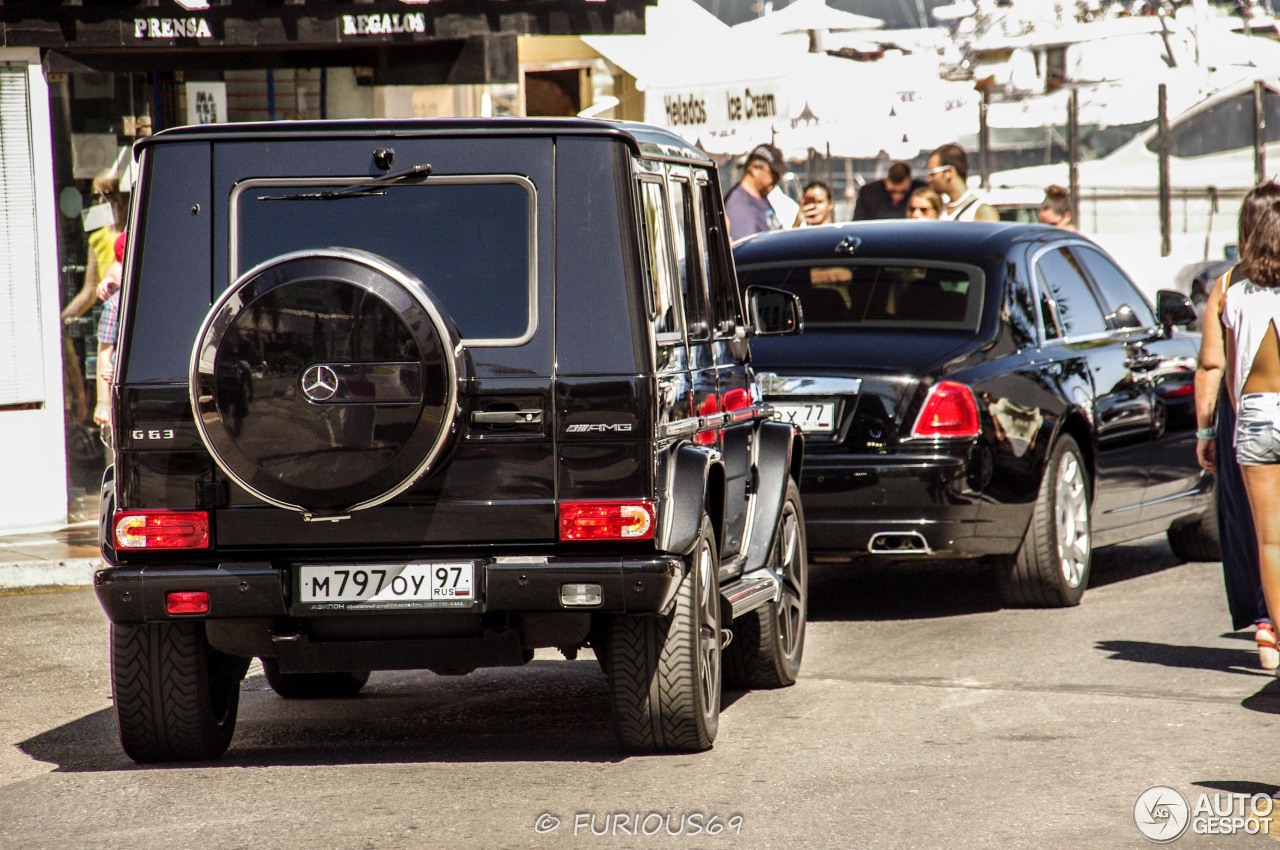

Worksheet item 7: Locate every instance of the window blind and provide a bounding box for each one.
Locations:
[0,64,45,406]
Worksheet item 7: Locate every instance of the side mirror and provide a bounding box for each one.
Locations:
[1155,289,1198,329]
[746,285,803,336]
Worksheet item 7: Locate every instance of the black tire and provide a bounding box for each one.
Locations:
[725,477,807,689]
[607,514,721,752]
[996,435,1092,608]
[111,621,249,763]
[1167,501,1222,562]
[260,659,370,699]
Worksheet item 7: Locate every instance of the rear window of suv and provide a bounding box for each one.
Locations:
[736,262,984,330]
[233,176,535,344]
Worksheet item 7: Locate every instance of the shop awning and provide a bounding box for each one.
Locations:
[4,0,654,85]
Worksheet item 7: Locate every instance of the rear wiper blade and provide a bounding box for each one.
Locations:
[259,163,432,201]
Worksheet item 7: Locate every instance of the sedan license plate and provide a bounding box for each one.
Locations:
[771,401,837,433]
[295,563,475,612]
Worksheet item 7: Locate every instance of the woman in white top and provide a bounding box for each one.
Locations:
[1196,181,1280,671]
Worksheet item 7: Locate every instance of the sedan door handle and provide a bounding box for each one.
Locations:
[1125,353,1160,372]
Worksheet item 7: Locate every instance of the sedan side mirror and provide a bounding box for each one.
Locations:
[746,285,803,336]
[1155,289,1198,331]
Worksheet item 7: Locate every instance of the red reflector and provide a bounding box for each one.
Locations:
[911,380,981,439]
[166,591,210,615]
[113,510,210,550]
[560,501,655,541]
[723,387,752,411]
[1162,382,1195,399]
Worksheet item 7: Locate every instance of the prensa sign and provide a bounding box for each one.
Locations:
[134,18,214,39]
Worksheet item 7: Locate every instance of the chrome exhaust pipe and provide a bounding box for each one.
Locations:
[867,531,931,555]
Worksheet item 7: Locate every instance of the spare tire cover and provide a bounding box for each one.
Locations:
[191,249,460,514]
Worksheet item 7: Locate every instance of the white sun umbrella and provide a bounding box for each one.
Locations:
[773,52,978,160]
[585,0,792,157]
[733,0,885,38]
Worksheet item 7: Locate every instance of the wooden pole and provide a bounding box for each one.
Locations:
[1255,79,1267,187]
[1068,88,1080,228]
[1158,83,1171,258]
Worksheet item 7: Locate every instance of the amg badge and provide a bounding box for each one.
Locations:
[565,423,633,433]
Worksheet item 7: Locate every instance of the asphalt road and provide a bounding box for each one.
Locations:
[2,538,1278,849]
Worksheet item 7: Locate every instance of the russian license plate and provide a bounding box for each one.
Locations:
[771,401,837,433]
[296,563,476,611]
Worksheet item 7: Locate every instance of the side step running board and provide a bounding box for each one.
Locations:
[721,568,781,619]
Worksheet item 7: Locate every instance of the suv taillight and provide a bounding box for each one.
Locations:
[910,381,980,439]
[114,510,210,550]
[559,501,655,541]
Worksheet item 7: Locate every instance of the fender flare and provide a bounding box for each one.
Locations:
[656,444,720,556]
[741,421,799,571]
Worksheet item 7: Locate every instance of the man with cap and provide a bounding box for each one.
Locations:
[724,143,785,241]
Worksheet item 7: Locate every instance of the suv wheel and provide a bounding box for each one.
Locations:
[259,660,371,699]
[191,249,463,515]
[996,436,1091,608]
[725,477,807,688]
[111,621,249,763]
[607,514,721,752]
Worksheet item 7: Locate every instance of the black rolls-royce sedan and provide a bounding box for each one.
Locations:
[734,221,1216,607]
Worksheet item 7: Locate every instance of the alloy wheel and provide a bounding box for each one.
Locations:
[1054,450,1090,588]
[774,502,806,661]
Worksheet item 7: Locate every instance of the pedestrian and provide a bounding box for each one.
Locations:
[796,180,836,226]
[1195,181,1280,672]
[852,161,926,220]
[926,143,998,222]
[724,143,786,241]
[1038,184,1077,230]
[93,231,127,431]
[63,169,127,323]
[906,187,943,219]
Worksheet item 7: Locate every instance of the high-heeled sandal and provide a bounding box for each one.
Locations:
[1257,622,1278,672]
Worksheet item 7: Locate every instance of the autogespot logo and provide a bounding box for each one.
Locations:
[300,364,339,402]
[1134,786,1191,843]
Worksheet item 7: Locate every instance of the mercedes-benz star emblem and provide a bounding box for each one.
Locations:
[300,364,339,402]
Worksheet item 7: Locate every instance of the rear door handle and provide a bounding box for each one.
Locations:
[471,409,543,425]
[1125,353,1160,372]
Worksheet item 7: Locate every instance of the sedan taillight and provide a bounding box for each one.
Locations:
[911,381,980,439]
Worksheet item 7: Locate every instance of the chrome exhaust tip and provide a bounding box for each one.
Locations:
[867,531,931,555]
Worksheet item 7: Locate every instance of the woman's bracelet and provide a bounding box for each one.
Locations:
[1195,427,1217,440]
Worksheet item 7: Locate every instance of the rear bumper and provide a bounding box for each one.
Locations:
[799,451,1009,557]
[94,555,684,625]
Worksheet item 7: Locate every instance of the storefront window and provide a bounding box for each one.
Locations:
[48,70,153,520]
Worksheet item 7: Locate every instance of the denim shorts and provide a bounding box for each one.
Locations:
[1236,393,1280,466]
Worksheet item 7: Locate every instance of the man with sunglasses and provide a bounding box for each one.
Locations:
[725,143,786,241]
[852,161,925,220]
[926,143,998,222]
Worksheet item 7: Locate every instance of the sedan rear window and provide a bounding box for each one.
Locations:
[736,262,983,330]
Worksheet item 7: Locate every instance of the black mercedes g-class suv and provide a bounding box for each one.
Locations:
[95,118,806,762]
